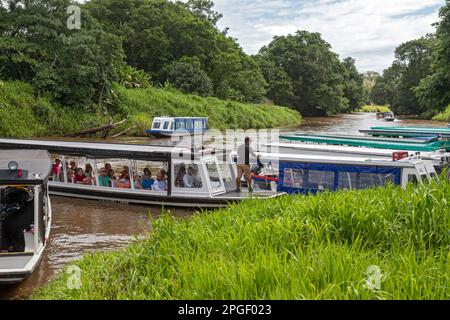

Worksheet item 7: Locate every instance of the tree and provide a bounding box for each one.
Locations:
[254,55,294,106]
[258,31,348,116]
[362,71,380,104]
[342,57,365,111]
[184,0,223,26]
[0,0,124,110]
[416,3,450,113]
[85,0,266,102]
[165,58,213,96]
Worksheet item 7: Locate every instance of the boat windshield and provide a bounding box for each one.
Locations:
[205,160,224,193]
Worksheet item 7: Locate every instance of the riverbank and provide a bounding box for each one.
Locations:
[432,105,450,122]
[35,177,450,300]
[0,80,302,138]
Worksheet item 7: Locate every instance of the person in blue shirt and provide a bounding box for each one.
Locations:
[140,168,155,190]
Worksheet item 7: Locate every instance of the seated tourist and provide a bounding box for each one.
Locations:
[140,168,155,190]
[74,168,86,184]
[152,172,168,192]
[183,167,200,188]
[98,168,111,187]
[83,163,94,185]
[105,163,115,179]
[115,167,131,189]
[175,165,186,188]
[69,160,78,173]
[51,158,62,182]
[66,162,75,183]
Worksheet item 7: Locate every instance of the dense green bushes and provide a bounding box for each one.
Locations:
[35,178,450,300]
[0,80,301,138]
[357,105,391,113]
[0,80,107,138]
[432,105,450,122]
[113,84,302,134]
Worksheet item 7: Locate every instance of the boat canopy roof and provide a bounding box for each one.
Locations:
[289,133,438,144]
[0,139,193,162]
[0,149,51,184]
[259,152,423,168]
[280,134,449,152]
[361,127,450,138]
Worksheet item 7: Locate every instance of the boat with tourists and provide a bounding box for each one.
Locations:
[280,133,450,152]
[265,142,450,170]
[146,117,208,138]
[229,149,438,195]
[0,139,284,208]
[377,112,396,122]
[0,150,52,284]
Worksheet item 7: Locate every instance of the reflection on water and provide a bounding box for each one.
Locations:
[0,196,191,300]
[287,113,448,136]
[1,112,447,299]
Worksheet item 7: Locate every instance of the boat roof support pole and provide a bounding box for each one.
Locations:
[167,159,172,197]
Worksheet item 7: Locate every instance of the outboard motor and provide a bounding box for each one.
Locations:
[251,156,265,175]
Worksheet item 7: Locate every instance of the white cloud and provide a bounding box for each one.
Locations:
[213,0,446,72]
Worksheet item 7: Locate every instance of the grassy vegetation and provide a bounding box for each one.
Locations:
[0,80,302,138]
[35,178,450,300]
[112,84,302,134]
[357,105,392,113]
[0,80,107,138]
[432,105,450,122]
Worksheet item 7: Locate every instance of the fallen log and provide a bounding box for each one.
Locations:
[66,119,127,137]
[110,126,138,139]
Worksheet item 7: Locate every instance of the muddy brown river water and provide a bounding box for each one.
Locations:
[0,113,446,299]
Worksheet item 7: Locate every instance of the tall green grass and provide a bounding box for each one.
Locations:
[0,80,302,138]
[432,105,450,122]
[0,80,107,138]
[357,105,392,113]
[112,84,302,134]
[35,178,450,300]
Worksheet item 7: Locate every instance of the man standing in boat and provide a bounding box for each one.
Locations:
[236,137,259,193]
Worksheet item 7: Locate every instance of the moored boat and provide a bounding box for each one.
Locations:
[265,142,450,170]
[0,139,284,208]
[361,127,450,139]
[0,150,52,284]
[280,133,450,152]
[146,117,208,138]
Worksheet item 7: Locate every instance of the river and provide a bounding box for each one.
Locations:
[0,113,446,299]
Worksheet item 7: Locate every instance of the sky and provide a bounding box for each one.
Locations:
[211,0,446,73]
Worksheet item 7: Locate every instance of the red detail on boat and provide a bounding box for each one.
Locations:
[17,169,22,178]
[251,174,279,182]
[393,152,409,161]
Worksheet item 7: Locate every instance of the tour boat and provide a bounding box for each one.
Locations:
[0,150,52,284]
[280,133,450,152]
[244,152,438,195]
[146,117,208,138]
[265,142,450,170]
[376,112,395,121]
[361,127,450,139]
[0,139,284,208]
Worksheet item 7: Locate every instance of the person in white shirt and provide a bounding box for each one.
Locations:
[183,167,199,188]
[152,172,168,192]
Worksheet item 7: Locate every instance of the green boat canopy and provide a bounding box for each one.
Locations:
[361,127,450,139]
[280,134,450,152]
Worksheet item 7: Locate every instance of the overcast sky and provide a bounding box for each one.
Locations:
[212,0,446,73]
